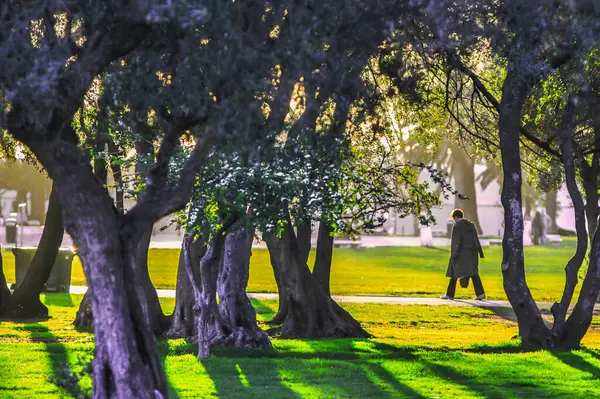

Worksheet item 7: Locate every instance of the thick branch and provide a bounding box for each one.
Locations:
[447,54,561,158]
[551,98,588,337]
[129,136,214,223]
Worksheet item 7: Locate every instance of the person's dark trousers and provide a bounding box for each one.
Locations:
[446,276,485,298]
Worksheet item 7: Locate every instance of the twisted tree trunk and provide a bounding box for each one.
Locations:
[498,66,553,348]
[5,187,64,318]
[267,250,291,325]
[217,225,271,348]
[167,236,205,339]
[135,228,168,333]
[268,222,311,325]
[551,99,588,343]
[184,223,271,359]
[58,168,167,398]
[264,224,369,339]
[19,123,169,397]
[560,229,600,347]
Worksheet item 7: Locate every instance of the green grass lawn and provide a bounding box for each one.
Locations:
[2,293,600,398]
[1,238,580,302]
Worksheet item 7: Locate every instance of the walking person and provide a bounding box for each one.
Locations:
[440,208,486,300]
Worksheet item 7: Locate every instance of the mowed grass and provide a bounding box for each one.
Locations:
[3,294,600,398]
[2,238,580,302]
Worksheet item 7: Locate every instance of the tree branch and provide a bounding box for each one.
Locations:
[447,53,561,158]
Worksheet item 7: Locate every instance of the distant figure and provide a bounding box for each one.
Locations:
[419,224,433,247]
[532,211,545,245]
[542,209,552,244]
[441,208,486,301]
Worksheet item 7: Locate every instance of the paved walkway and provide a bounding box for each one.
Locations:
[0,226,478,249]
[68,285,558,309]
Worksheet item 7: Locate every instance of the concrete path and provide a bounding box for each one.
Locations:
[68,285,556,309]
[1,226,486,249]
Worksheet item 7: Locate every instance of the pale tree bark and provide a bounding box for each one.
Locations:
[184,233,224,358]
[545,190,559,234]
[498,65,553,348]
[451,143,483,234]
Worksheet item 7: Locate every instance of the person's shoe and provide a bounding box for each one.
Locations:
[473,294,486,301]
[440,295,454,300]
[459,277,469,288]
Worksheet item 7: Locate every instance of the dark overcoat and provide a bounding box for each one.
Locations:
[445,219,484,278]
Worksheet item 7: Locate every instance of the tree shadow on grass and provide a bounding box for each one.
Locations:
[202,355,302,399]
[19,323,88,398]
[302,339,428,398]
[551,350,600,378]
[364,361,427,398]
[166,341,300,398]
[373,341,585,398]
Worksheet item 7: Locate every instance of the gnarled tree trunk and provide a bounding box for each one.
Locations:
[5,187,64,318]
[135,228,168,333]
[167,235,206,339]
[217,225,271,349]
[264,224,369,339]
[551,99,588,343]
[73,228,167,334]
[560,229,600,347]
[26,128,168,398]
[184,223,271,359]
[268,222,311,325]
[498,66,553,348]
[184,233,225,358]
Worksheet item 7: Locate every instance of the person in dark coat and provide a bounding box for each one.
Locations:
[440,208,486,300]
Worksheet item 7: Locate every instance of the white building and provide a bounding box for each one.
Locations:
[384,165,576,237]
